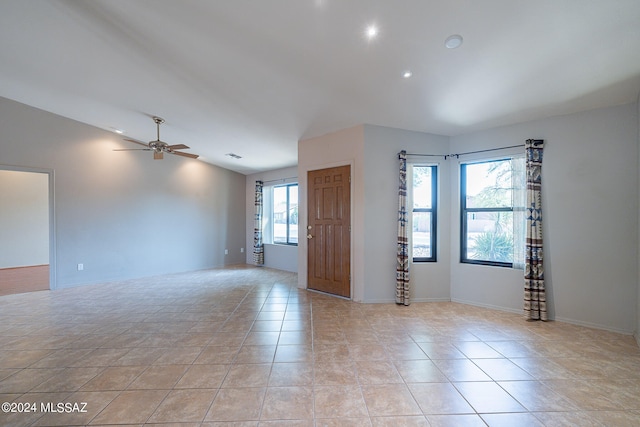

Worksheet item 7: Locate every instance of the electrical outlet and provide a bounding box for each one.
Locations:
[77,263,84,271]
[240,248,244,253]
[224,249,228,255]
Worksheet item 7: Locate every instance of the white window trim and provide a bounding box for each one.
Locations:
[263,181,298,246]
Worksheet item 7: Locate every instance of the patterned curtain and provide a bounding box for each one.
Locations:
[253,180,264,266]
[523,139,545,320]
[396,151,410,305]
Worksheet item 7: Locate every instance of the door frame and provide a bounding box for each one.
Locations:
[0,165,57,290]
[299,160,354,300]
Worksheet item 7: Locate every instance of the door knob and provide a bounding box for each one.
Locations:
[307,234,313,239]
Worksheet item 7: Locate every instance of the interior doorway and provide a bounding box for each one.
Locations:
[307,165,351,298]
[0,166,54,295]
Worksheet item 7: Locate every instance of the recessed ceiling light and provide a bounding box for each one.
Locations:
[365,24,378,40]
[110,127,124,134]
[445,34,463,49]
[402,71,413,79]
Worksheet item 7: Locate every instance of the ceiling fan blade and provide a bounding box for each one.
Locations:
[171,151,199,159]
[124,138,150,148]
[125,117,196,160]
[167,144,189,150]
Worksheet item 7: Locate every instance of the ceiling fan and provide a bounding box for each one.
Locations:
[115,116,199,160]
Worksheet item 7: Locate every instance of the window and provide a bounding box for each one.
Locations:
[460,157,525,267]
[412,165,437,262]
[272,183,298,245]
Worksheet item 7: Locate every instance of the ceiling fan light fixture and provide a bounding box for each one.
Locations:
[445,34,463,49]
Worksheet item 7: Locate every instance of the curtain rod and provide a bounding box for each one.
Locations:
[404,143,525,160]
[261,176,297,184]
[446,143,525,159]
[405,153,447,158]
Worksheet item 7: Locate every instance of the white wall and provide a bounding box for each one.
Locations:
[297,124,451,303]
[637,95,640,343]
[447,145,529,314]
[451,103,639,334]
[0,170,49,268]
[362,125,451,303]
[292,103,639,333]
[0,96,246,289]
[245,166,298,272]
[298,125,365,300]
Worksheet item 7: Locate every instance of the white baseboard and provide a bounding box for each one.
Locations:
[450,298,522,316]
[553,315,633,336]
[361,297,451,304]
[451,298,634,336]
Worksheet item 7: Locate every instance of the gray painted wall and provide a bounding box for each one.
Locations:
[245,166,298,272]
[295,106,639,334]
[451,103,638,333]
[298,125,365,300]
[0,97,246,289]
[362,125,451,303]
[296,125,452,303]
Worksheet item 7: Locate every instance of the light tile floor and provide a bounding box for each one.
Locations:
[1,265,639,426]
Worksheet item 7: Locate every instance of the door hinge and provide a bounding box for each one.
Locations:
[349,175,351,183]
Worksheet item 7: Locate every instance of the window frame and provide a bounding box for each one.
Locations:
[460,158,515,268]
[410,164,438,263]
[271,182,298,246]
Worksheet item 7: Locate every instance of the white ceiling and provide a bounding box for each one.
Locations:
[1,0,639,174]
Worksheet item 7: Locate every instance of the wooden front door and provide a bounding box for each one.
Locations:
[307,165,351,298]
